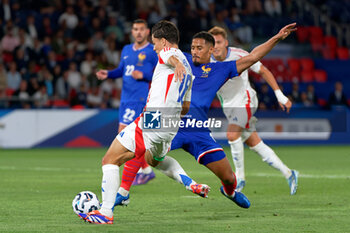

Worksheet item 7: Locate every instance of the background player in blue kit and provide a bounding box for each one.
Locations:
[114,23,297,208]
[96,19,158,186]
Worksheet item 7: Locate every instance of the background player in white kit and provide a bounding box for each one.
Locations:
[208,26,298,195]
[78,20,195,224]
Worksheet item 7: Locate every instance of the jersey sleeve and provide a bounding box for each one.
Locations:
[107,48,125,79]
[249,60,262,73]
[158,47,178,65]
[183,75,194,102]
[228,61,239,78]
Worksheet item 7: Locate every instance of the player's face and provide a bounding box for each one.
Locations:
[152,35,164,54]
[191,38,213,65]
[132,23,149,44]
[212,34,228,61]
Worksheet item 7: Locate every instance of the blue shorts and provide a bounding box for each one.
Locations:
[170,129,226,165]
[119,102,146,125]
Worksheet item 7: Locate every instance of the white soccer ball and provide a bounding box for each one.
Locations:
[72,191,100,215]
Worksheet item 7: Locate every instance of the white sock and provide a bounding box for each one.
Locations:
[100,164,119,217]
[142,166,152,174]
[156,156,196,191]
[118,187,129,196]
[250,141,291,179]
[229,137,245,180]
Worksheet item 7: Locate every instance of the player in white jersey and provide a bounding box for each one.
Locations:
[77,20,197,224]
[209,26,298,195]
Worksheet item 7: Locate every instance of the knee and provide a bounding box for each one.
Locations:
[227,131,241,142]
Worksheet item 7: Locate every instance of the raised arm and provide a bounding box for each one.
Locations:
[168,56,186,82]
[236,23,296,74]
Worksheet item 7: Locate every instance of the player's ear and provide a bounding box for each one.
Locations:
[208,45,214,54]
[225,39,228,47]
[161,38,166,46]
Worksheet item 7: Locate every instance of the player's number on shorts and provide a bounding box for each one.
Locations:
[123,108,135,122]
[125,65,135,76]
[177,74,192,103]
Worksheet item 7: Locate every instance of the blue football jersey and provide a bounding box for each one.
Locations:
[107,43,158,103]
[182,53,239,131]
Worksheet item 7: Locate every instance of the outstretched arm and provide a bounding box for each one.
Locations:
[259,65,292,113]
[236,23,296,74]
[168,56,186,82]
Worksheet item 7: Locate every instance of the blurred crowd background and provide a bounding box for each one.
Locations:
[0,0,349,110]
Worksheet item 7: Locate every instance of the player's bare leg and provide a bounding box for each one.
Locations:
[227,124,246,191]
[205,157,250,208]
[79,138,134,224]
[245,132,299,195]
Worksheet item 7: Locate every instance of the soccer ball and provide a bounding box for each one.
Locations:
[72,191,100,215]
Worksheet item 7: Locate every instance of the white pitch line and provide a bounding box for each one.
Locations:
[0,166,349,179]
[252,172,350,179]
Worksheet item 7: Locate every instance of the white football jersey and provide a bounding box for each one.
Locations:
[145,47,193,113]
[211,47,262,107]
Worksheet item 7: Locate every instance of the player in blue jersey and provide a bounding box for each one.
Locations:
[96,19,158,186]
[114,23,297,207]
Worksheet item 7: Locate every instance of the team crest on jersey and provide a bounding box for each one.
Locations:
[137,52,146,66]
[201,65,211,78]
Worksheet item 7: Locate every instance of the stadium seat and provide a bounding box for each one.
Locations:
[324,36,338,50]
[313,70,327,82]
[287,58,301,74]
[322,47,336,59]
[308,26,323,40]
[300,70,314,82]
[317,98,327,107]
[5,88,15,96]
[337,47,349,60]
[310,37,324,52]
[52,99,69,108]
[296,26,309,43]
[300,58,314,72]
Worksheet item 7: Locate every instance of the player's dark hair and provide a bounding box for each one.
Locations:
[193,31,215,47]
[133,19,148,27]
[152,20,179,44]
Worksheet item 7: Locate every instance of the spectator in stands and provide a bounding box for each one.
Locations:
[58,5,79,30]
[104,41,120,67]
[80,52,96,76]
[33,85,49,108]
[264,0,282,17]
[258,83,274,109]
[12,80,30,108]
[87,86,102,108]
[76,83,88,107]
[25,15,38,39]
[6,61,21,91]
[0,64,7,91]
[55,70,70,100]
[0,0,13,22]
[1,26,20,53]
[328,81,349,107]
[100,91,112,109]
[67,62,81,90]
[245,0,263,15]
[289,83,301,103]
[104,14,124,44]
[306,84,318,105]
[300,92,313,107]
[211,7,234,45]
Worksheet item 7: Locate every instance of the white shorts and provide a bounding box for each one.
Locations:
[116,116,175,161]
[222,89,258,129]
[241,116,257,142]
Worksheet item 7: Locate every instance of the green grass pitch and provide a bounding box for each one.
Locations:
[1,146,350,232]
